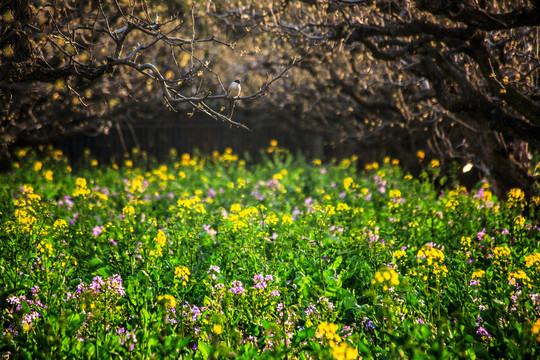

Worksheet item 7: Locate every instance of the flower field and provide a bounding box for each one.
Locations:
[1,144,539,359]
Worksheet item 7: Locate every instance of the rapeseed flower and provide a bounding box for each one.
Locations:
[525,253,540,268]
[513,215,526,229]
[393,250,407,260]
[175,266,191,286]
[122,205,136,218]
[507,188,526,209]
[73,177,91,197]
[44,170,53,181]
[343,177,354,192]
[472,270,485,279]
[371,266,399,291]
[508,270,531,289]
[158,294,177,308]
[365,162,379,170]
[493,245,511,258]
[330,341,359,360]
[415,244,448,281]
[532,319,540,341]
[150,230,167,258]
[316,321,341,342]
[213,324,223,335]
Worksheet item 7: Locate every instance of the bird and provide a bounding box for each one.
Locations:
[227,80,241,116]
[228,79,241,98]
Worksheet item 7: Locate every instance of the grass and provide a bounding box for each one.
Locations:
[1,144,539,359]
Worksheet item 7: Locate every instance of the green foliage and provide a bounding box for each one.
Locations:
[1,145,539,359]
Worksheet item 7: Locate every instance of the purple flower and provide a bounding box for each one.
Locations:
[363,317,376,330]
[92,226,103,237]
[202,224,217,237]
[107,274,126,297]
[477,228,486,240]
[89,276,105,293]
[476,327,492,340]
[229,280,245,295]
[253,281,267,290]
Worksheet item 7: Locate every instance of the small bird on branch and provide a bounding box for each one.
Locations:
[228,79,241,117]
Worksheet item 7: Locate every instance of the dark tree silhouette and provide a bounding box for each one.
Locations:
[0,0,301,162]
[213,0,540,197]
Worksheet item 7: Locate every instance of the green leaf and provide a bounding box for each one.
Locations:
[198,341,213,358]
[87,256,102,269]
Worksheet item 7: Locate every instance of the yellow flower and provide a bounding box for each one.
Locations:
[372,267,400,289]
[44,170,53,181]
[331,341,359,360]
[416,245,447,280]
[514,215,526,228]
[343,177,354,192]
[175,266,191,286]
[525,253,540,268]
[493,245,511,258]
[316,322,341,342]
[472,270,485,279]
[532,319,540,341]
[34,161,43,172]
[213,324,223,335]
[340,158,351,168]
[123,205,135,216]
[155,230,166,247]
[365,162,379,170]
[74,177,91,197]
[508,188,526,209]
[416,150,425,161]
[158,294,177,308]
[269,139,278,147]
[230,203,242,213]
[282,214,293,225]
[75,177,86,188]
[509,270,531,289]
[336,203,350,212]
[53,219,68,229]
[430,159,440,168]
